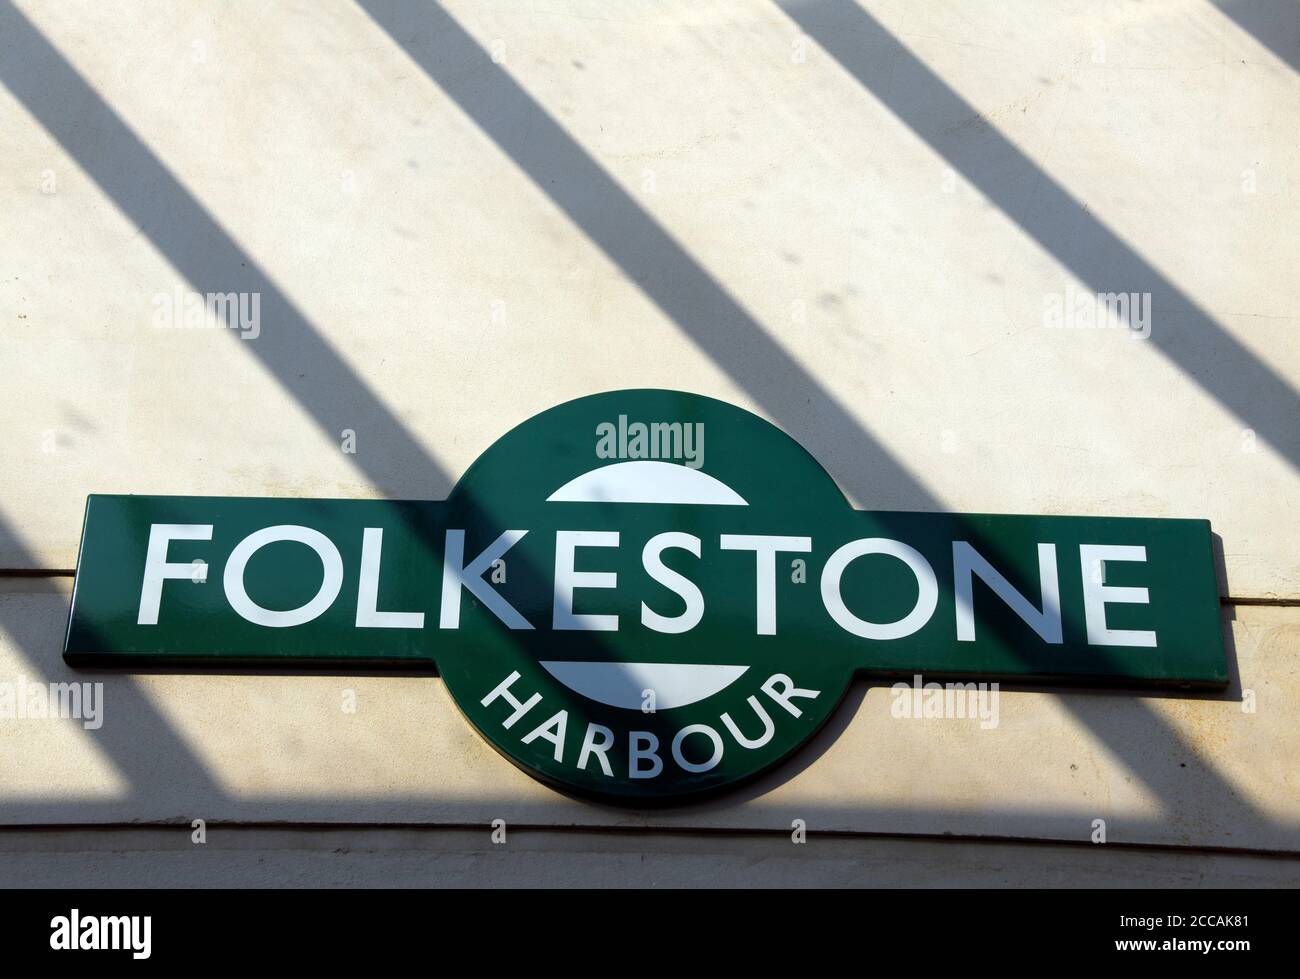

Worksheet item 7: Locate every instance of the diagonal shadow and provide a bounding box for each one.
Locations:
[0,3,449,503]
[0,1,1272,829]
[1212,0,1300,74]
[0,514,226,802]
[349,1,1262,817]
[0,0,467,809]
[352,0,942,514]
[777,0,1299,471]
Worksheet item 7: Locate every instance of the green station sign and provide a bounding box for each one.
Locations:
[65,390,1227,802]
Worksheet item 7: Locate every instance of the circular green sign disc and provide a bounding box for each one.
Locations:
[437,390,857,803]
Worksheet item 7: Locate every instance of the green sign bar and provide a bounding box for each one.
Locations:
[65,390,1226,801]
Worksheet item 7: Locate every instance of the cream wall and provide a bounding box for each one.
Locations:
[1,0,1297,885]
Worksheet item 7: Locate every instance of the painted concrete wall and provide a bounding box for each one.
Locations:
[1,0,1297,885]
